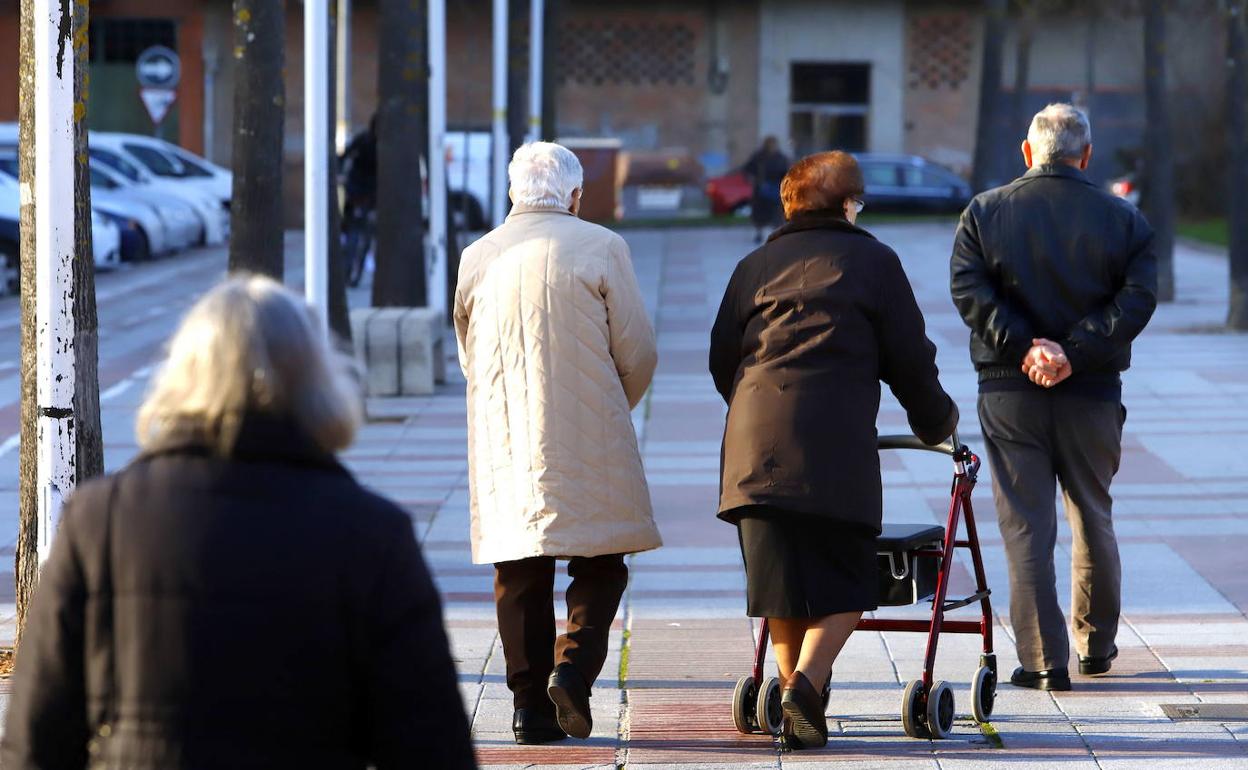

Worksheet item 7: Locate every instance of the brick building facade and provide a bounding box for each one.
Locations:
[0,0,1226,221]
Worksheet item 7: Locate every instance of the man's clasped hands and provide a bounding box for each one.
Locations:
[1022,338,1072,388]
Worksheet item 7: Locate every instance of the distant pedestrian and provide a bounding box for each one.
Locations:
[454,142,661,745]
[1,276,476,769]
[710,151,958,749]
[743,136,791,242]
[951,103,1157,692]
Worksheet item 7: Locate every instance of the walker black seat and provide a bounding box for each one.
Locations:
[876,524,945,607]
[878,524,944,551]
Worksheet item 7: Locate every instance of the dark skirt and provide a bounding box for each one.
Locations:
[735,507,880,619]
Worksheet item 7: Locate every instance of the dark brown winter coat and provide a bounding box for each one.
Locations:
[710,212,958,530]
[0,416,476,770]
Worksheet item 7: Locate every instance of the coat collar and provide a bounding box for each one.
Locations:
[506,203,576,220]
[1020,163,1094,186]
[766,210,878,243]
[140,412,347,473]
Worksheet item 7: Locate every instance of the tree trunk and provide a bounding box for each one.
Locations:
[540,0,560,139]
[373,0,428,307]
[1011,3,1035,141]
[71,0,104,486]
[507,0,529,155]
[1142,0,1176,302]
[327,0,352,341]
[15,0,36,649]
[229,0,286,279]
[1228,0,1248,329]
[16,0,104,647]
[972,0,1009,192]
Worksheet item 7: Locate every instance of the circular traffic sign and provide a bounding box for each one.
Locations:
[136,46,181,89]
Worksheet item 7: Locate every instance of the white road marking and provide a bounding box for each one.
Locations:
[99,379,133,402]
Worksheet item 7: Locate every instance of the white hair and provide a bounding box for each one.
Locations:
[508,142,584,208]
[137,275,363,456]
[1027,103,1092,164]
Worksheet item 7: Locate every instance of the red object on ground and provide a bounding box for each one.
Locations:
[706,171,752,215]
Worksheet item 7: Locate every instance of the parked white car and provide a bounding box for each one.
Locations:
[0,154,176,263]
[0,122,229,247]
[91,132,231,208]
[90,162,203,254]
[0,168,121,293]
[91,209,121,269]
[88,144,229,246]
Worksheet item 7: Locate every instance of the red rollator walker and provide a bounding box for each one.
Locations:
[730,433,996,740]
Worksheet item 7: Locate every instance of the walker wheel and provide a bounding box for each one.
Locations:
[971,665,997,723]
[732,675,759,734]
[901,679,930,739]
[926,680,956,739]
[756,675,784,736]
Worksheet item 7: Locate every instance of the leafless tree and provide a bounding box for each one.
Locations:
[972,0,1010,192]
[1142,0,1177,302]
[229,0,286,279]
[16,0,104,645]
[1228,0,1248,328]
[373,0,428,307]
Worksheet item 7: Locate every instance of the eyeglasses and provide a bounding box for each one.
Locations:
[849,198,865,214]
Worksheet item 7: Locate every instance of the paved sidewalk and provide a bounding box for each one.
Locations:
[359,223,1248,768]
[3,223,1246,767]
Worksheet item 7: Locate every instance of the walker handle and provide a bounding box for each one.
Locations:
[877,432,960,457]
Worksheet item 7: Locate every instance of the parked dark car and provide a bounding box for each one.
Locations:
[708,153,971,217]
[856,154,972,214]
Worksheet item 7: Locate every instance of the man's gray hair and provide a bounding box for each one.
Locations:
[508,142,584,208]
[1027,103,1092,164]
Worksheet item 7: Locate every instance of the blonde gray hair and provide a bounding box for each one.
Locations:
[1027,103,1092,164]
[508,141,583,208]
[136,275,362,455]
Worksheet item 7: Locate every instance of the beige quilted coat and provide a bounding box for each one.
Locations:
[453,205,662,564]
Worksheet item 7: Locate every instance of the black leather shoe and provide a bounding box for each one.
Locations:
[1010,666,1072,691]
[780,672,828,749]
[547,664,592,739]
[1079,647,1119,676]
[512,709,567,745]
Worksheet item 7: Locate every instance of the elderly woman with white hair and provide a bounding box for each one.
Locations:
[454,142,661,745]
[1,276,476,769]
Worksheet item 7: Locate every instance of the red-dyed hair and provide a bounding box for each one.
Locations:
[780,151,865,219]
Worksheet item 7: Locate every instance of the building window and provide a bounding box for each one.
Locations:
[907,13,972,91]
[559,21,696,86]
[90,19,177,63]
[790,63,870,155]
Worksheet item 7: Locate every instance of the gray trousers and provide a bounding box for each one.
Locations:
[977,390,1125,671]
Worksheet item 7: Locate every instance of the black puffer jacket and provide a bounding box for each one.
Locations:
[709,212,958,531]
[1,417,476,770]
[950,164,1158,389]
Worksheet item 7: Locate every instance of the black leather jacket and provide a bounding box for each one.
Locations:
[950,164,1158,387]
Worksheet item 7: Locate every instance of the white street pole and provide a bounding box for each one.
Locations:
[492,0,508,227]
[305,0,329,333]
[335,0,351,155]
[528,0,544,143]
[33,0,78,564]
[428,0,448,316]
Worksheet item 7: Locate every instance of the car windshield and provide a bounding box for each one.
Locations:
[167,148,214,178]
[123,143,186,177]
[90,167,120,189]
[91,149,144,182]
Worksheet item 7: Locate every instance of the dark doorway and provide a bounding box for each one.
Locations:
[790,62,870,155]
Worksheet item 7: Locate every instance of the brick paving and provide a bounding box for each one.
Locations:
[2,223,1247,767]
[412,223,1248,768]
